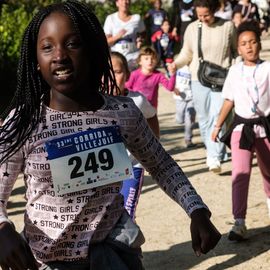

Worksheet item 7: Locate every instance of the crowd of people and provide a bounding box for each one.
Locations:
[0,0,270,269]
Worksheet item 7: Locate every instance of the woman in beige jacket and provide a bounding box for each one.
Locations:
[173,0,237,173]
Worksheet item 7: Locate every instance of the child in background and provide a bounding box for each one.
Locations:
[0,1,221,269]
[211,21,270,242]
[174,65,196,148]
[125,46,177,136]
[144,0,168,35]
[232,10,243,28]
[111,51,159,220]
[151,19,180,74]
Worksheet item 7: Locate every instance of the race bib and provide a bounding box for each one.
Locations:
[114,40,136,56]
[153,13,163,25]
[175,66,193,101]
[45,126,133,195]
[160,34,169,49]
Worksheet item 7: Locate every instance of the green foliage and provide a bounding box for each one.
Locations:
[0,4,33,111]
[129,0,151,17]
[0,5,30,64]
[89,1,116,25]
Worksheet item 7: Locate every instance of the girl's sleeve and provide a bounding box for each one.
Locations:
[121,102,208,217]
[222,66,235,101]
[136,94,156,119]
[125,71,136,90]
[158,72,176,92]
[103,14,113,36]
[151,31,159,43]
[0,135,24,225]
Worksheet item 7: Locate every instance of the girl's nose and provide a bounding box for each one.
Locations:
[53,47,68,62]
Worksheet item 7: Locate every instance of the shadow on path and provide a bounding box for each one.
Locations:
[142,225,270,270]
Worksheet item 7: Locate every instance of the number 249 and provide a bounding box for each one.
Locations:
[68,148,114,179]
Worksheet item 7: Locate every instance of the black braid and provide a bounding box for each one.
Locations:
[0,0,119,164]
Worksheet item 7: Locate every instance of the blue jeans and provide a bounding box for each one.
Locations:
[175,99,196,142]
[191,81,227,162]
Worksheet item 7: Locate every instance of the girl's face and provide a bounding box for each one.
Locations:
[232,13,242,28]
[116,0,130,12]
[111,56,127,95]
[196,7,215,26]
[139,54,157,73]
[36,12,91,100]
[161,21,170,33]
[154,0,162,9]
[238,31,261,66]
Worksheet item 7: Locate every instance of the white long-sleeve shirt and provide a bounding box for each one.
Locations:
[0,95,207,262]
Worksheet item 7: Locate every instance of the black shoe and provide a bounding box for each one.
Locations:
[186,142,197,148]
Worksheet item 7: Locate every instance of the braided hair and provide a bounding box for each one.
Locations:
[0,0,118,164]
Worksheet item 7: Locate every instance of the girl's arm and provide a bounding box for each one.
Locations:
[121,101,221,255]
[0,132,38,269]
[147,114,160,139]
[158,70,176,91]
[211,99,234,142]
[105,30,127,47]
[125,71,136,91]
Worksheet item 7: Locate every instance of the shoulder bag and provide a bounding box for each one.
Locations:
[197,21,228,92]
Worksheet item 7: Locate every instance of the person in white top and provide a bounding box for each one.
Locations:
[104,0,146,70]
[215,0,233,20]
[111,51,159,220]
[212,21,270,242]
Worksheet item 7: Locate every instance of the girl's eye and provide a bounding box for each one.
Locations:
[67,40,81,48]
[41,44,52,52]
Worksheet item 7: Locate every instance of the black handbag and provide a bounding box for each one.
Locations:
[197,22,228,92]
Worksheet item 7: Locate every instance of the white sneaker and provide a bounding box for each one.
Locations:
[228,221,247,241]
[207,158,221,173]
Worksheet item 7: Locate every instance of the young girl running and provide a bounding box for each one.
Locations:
[125,46,177,136]
[212,21,270,241]
[111,51,159,220]
[0,1,221,269]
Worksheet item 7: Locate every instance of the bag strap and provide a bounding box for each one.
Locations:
[198,21,203,62]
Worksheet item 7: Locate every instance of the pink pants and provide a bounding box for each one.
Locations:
[231,131,270,219]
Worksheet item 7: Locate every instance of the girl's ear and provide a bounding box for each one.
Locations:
[37,64,41,71]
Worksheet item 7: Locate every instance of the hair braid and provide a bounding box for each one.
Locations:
[0,0,118,164]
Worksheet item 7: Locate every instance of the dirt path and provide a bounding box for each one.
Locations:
[135,36,270,270]
[6,36,270,270]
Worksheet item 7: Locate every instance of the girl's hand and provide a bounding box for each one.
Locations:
[174,88,180,95]
[0,222,39,270]
[117,29,127,39]
[172,27,178,37]
[190,208,221,256]
[136,36,144,49]
[167,62,176,75]
[211,126,221,142]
